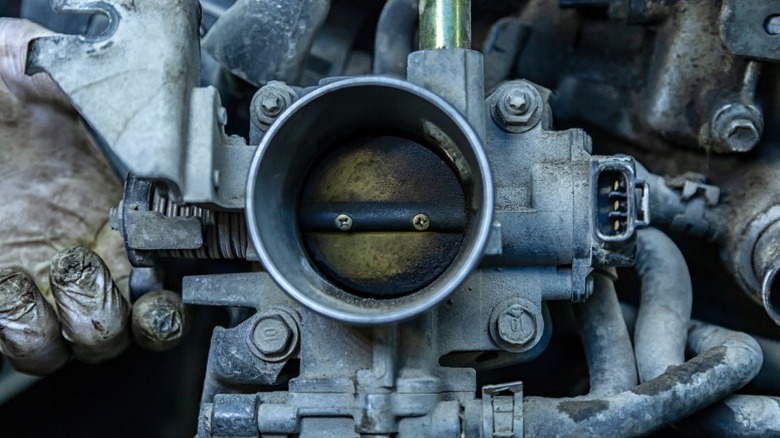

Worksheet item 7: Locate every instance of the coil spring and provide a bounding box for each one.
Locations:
[151,189,248,260]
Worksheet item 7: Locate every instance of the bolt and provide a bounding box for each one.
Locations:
[491,81,543,133]
[504,89,530,115]
[496,304,537,348]
[412,213,431,231]
[725,119,760,153]
[251,82,296,128]
[252,316,292,356]
[335,214,353,231]
[260,94,283,116]
[766,15,780,35]
[711,104,763,153]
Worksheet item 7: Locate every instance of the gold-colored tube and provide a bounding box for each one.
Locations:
[419,0,471,50]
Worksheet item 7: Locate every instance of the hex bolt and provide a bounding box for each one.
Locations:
[766,15,780,36]
[252,316,292,356]
[335,214,353,231]
[711,103,764,153]
[494,303,537,349]
[412,213,431,231]
[491,81,543,133]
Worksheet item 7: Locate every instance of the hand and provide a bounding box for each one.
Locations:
[0,18,187,375]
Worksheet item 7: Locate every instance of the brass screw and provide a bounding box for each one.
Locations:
[335,214,353,231]
[412,213,431,231]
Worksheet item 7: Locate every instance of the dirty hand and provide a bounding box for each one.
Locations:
[0,18,187,375]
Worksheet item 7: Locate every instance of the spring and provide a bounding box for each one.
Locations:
[150,189,248,260]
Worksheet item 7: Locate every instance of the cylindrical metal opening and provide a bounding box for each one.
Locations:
[246,77,492,325]
[762,268,780,326]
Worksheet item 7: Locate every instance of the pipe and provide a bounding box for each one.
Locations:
[418,0,471,50]
[634,228,692,381]
[631,229,780,436]
[674,395,780,437]
[523,322,763,437]
[373,0,417,76]
[572,270,637,395]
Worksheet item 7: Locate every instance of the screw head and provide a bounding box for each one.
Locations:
[252,316,291,355]
[725,119,760,153]
[496,304,537,348]
[335,214,353,231]
[412,213,431,231]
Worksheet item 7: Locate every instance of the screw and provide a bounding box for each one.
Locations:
[412,213,431,231]
[766,15,780,35]
[335,214,353,231]
[252,316,292,356]
[495,304,537,348]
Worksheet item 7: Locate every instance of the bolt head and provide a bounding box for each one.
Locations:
[412,213,431,231]
[711,104,764,153]
[252,316,291,355]
[496,304,536,347]
[725,119,760,153]
[335,214,353,231]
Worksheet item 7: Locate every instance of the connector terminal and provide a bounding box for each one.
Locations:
[592,157,650,244]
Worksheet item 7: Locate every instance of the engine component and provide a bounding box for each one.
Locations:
[6,0,780,436]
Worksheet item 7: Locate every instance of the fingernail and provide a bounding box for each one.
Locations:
[132,291,189,352]
[0,267,68,375]
[50,247,130,363]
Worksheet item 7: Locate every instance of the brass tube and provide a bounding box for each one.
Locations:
[419,0,471,50]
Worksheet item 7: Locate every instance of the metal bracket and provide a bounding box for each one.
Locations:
[27,0,252,209]
[482,381,524,438]
[721,0,780,62]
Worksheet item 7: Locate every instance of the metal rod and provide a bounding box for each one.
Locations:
[419,0,471,50]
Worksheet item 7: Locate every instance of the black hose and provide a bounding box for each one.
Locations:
[373,0,418,76]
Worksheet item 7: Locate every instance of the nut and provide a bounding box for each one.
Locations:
[491,81,543,133]
[252,316,292,356]
[251,81,296,128]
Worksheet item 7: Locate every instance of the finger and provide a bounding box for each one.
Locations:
[0,267,68,375]
[49,246,130,363]
[0,18,67,107]
[131,291,189,352]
